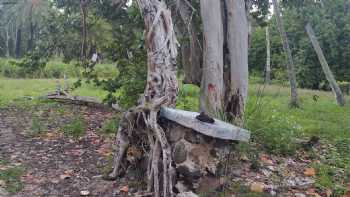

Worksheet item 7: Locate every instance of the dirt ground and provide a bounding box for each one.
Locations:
[0,102,346,197]
[0,102,128,197]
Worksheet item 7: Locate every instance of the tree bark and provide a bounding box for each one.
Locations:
[272,0,299,107]
[199,0,224,116]
[224,0,249,124]
[265,26,271,84]
[177,0,202,86]
[305,23,346,106]
[108,1,179,196]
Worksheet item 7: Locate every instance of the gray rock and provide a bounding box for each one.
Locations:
[174,141,187,164]
[0,187,9,197]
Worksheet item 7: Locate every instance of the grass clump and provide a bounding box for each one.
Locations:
[30,117,46,136]
[0,164,25,193]
[100,118,119,135]
[62,117,86,138]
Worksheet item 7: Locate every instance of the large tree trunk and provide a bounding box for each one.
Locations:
[80,0,88,61]
[305,23,346,106]
[265,26,271,84]
[199,0,224,116]
[272,0,299,107]
[177,0,202,86]
[224,0,249,124]
[108,1,179,196]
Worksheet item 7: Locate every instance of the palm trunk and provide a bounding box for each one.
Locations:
[305,23,346,106]
[224,0,249,124]
[272,0,299,107]
[199,0,224,116]
[265,26,271,84]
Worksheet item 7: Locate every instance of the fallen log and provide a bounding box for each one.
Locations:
[44,94,121,111]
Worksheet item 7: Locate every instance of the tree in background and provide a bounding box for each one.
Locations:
[272,0,299,107]
[305,23,346,106]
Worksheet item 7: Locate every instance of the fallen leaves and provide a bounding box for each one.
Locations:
[304,168,316,177]
[343,191,350,197]
[306,188,321,197]
[120,185,129,193]
[60,169,74,180]
[250,182,265,193]
[260,154,274,165]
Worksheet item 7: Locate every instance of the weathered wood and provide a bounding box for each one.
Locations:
[160,107,250,142]
[45,94,121,111]
[272,0,299,107]
[305,23,346,106]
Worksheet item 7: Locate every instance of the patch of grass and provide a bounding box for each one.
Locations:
[229,182,270,197]
[0,78,108,107]
[62,117,86,138]
[30,117,46,136]
[0,165,25,193]
[177,84,200,111]
[100,118,119,135]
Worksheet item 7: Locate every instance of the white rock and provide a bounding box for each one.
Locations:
[295,193,306,197]
[176,191,198,197]
[80,190,90,196]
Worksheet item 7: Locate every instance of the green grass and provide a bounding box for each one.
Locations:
[0,159,25,193]
[62,116,86,138]
[100,118,119,135]
[0,78,109,106]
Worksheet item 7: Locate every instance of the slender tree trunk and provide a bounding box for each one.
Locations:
[265,26,271,84]
[224,0,249,124]
[28,3,34,52]
[272,0,299,107]
[199,0,224,115]
[5,23,10,57]
[109,1,178,196]
[305,23,346,106]
[15,26,22,59]
[177,0,202,86]
[80,0,88,61]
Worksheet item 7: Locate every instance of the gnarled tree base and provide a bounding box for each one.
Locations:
[106,105,234,196]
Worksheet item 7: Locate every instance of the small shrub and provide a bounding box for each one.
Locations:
[245,97,300,155]
[62,117,86,138]
[100,118,119,135]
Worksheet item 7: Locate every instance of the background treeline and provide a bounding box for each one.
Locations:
[0,0,350,90]
[250,0,350,90]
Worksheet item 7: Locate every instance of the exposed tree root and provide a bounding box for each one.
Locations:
[106,100,175,197]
